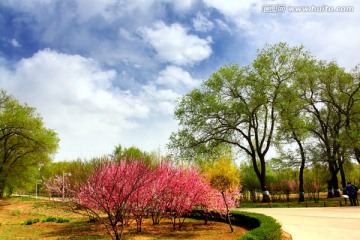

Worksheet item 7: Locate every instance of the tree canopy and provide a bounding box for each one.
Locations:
[169,43,312,201]
[0,89,59,197]
[169,42,360,200]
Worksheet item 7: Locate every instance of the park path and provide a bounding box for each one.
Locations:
[240,207,360,240]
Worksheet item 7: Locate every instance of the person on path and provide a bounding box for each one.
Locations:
[352,184,359,206]
[346,182,357,206]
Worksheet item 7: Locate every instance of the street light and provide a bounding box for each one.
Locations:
[36,180,42,199]
[36,163,44,199]
[62,171,71,201]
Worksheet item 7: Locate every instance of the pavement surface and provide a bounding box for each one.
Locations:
[240,207,360,240]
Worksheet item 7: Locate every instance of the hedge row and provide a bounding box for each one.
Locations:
[188,210,283,240]
[231,211,282,240]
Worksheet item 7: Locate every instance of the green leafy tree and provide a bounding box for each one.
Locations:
[303,163,327,202]
[335,66,360,167]
[112,144,154,165]
[267,158,299,202]
[3,166,39,196]
[169,43,311,202]
[276,82,312,202]
[239,161,261,201]
[297,62,360,197]
[41,157,105,192]
[0,90,59,198]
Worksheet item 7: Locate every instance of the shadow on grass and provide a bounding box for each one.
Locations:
[39,218,236,240]
[39,221,109,239]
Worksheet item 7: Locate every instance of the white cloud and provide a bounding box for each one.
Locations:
[139,65,200,116]
[201,0,360,70]
[2,0,359,162]
[193,12,214,32]
[204,0,254,16]
[74,0,199,22]
[1,0,53,9]
[139,21,212,66]
[241,2,360,69]
[203,0,259,27]
[10,39,21,48]
[74,0,118,21]
[0,49,151,160]
[164,0,197,11]
[214,19,232,33]
[74,0,160,22]
[156,65,201,91]
[141,84,180,115]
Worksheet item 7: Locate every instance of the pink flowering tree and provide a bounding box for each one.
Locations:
[45,160,234,239]
[269,180,298,202]
[80,161,157,239]
[286,181,298,201]
[147,163,176,225]
[44,175,63,198]
[163,165,211,230]
[44,174,71,199]
[199,185,239,224]
[305,181,321,203]
[47,161,156,240]
[130,183,154,233]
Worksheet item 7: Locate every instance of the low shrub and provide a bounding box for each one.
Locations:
[56,217,70,223]
[21,218,40,225]
[42,216,70,223]
[231,211,282,240]
[42,216,57,223]
[188,210,282,240]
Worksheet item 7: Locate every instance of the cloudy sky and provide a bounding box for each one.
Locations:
[1,0,359,161]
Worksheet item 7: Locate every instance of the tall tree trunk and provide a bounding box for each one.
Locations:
[299,164,305,202]
[251,155,269,203]
[339,164,347,193]
[261,183,270,203]
[331,173,340,197]
[259,169,270,203]
[330,159,340,197]
[327,180,333,198]
[327,161,340,198]
[221,192,233,232]
[259,156,270,203]
[295,137,306,202]
[0,177,6,199]
[338,152,347,196]
[354,148,360,164]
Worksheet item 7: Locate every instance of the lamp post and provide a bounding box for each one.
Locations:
[62,171,71,201]
[36,180,42,199]
[36,163,44,199]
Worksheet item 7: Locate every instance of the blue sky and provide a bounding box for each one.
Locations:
[1,0,359,161]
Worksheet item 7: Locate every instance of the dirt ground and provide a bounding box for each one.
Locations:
[0,197,249,239]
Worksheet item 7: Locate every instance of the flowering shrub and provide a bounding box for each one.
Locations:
[305,181,321,202]
[45,161,234,240]
[269,180,298,202]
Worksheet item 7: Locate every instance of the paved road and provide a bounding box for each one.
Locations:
[240,207,360,240]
